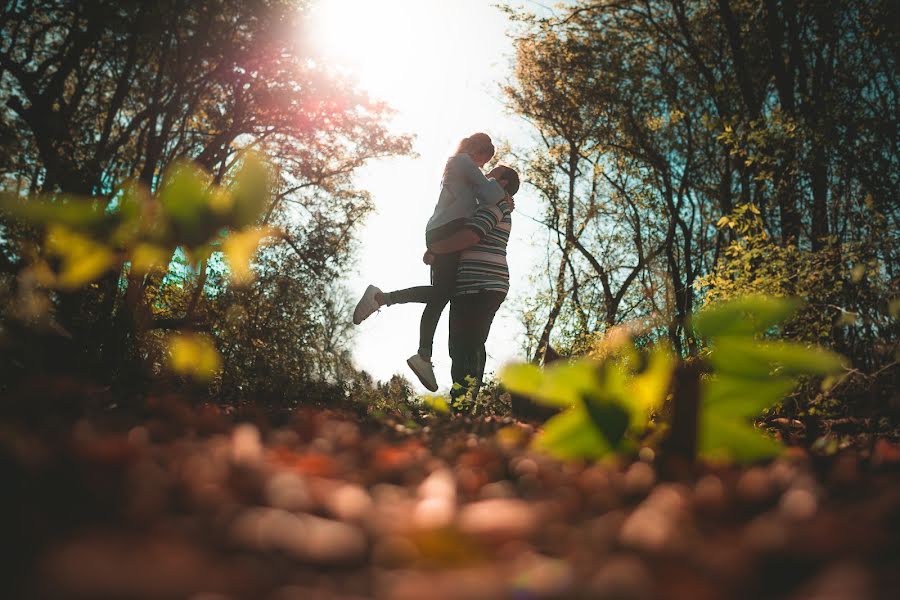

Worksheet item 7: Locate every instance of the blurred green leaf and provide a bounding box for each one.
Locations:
[222,226,276,285]
[692,295,800,338]
[629,345,675,415]
[159,161,218,246]
[699,410,782,462]
[500,362,543,396]
[710,338,846,378]
[159,161,209,223]
[422,395,450,414]
[889,298,900,319]
[130,243,171,275]
[110,181,148,246]
[582,393,630,448]
[534,405,611,460]
[230,153,272,228]
[0,193,107,228]
[501,359,600,407]
[168,332,221,380]
[45,225,116,288]
[703,374,796,419]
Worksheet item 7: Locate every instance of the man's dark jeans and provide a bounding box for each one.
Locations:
[448,290,505,402]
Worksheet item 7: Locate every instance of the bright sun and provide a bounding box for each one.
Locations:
[310,1,453,106]
[308,0,505,125]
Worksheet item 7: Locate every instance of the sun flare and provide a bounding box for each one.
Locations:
[310,1,458,108]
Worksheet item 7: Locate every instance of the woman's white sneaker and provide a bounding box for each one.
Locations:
[407,354,438,392]
[353,285,383,325]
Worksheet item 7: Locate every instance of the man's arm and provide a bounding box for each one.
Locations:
[428,228,482,254]
[428,199,511,255]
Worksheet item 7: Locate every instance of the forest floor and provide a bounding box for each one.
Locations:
[2,381,900,600]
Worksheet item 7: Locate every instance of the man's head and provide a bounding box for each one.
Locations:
[488,165,520,196]
[456,132,495,167]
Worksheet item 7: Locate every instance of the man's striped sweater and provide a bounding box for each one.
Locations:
[454,198,512,296]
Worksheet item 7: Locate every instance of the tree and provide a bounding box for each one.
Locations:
[505,0,897,379]
[0,0,411,393]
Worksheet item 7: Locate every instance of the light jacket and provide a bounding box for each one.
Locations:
[426,153,506,232]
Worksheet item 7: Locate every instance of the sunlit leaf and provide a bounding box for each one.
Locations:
[500,362,543,396]
[130,243,170,275]
[45,225,116,288]
[222,226,276,284]
[422,395,449,414]
[158,160,219,246]
[628,345,675,415]
[0,193,107,228]
[889,298,900,319]
[709,338,846,378]
[502,359,600,408]
[534,405,611,460]
[535,359,602,406]
[698,411,783,463]
[230,153,272,227]
[159,160,210,224]
[208,187,234,215]
[168,332,221,380]
[692,296,800,338]
[703,374,796,419]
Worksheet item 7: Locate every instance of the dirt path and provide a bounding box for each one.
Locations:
[3,403,899,599]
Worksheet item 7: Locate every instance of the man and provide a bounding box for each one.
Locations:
[427,165,519,404]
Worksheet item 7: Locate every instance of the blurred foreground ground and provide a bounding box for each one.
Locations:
[2,389,899,600]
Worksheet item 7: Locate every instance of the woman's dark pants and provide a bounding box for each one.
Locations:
[385,252,459,358]
[384,219,467,358]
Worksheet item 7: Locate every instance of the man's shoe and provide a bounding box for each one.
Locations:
[407,354,438,392]
[353,284,382,325]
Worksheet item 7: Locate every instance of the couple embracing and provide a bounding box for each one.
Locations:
[353,133,519,404]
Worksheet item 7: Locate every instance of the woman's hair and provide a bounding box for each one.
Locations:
[492,165,520,196]
[456,132,495,158]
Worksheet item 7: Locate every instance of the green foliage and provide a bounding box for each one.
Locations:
[696,203,898,417]
[1,155,274,289]
[502,335,675,460]
[1,156,275,380]
[694,296,846,462]
[502,296,846,463]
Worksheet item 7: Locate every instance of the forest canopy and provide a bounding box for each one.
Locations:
[0,0,411,401]
[505,0,897,418]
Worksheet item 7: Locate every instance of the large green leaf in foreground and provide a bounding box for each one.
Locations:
[502,296,847,463]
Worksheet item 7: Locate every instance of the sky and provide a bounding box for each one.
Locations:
[309,0,551,392]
